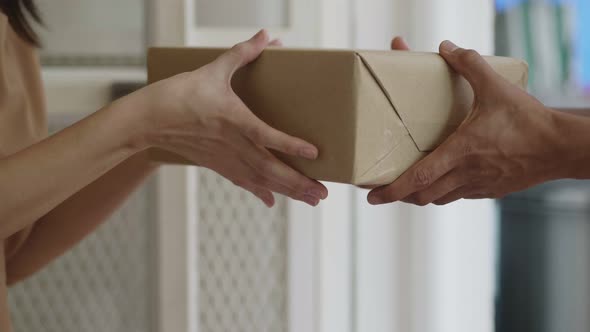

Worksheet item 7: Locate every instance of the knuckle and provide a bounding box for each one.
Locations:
[208,115,235,140]
[208,115,229,133]
[247,125,264,142]
[460,49,481,65]
[462,157,483,175]
[250,173,268,186]
[460,141,474,157]
[280,139,299,155]
[377,191,395,203]
[413,168,432,188]
[477,168,494,178]
[415,195,431,206]
[230,43,247,58]
[287,192,301,201]
[445,173,463,188]
[292,179,310,193]
[464,165,479,178]
[463,162,498,181]
[258,157,276,175]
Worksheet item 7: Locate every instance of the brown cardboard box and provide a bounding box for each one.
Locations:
[147,48,528,186]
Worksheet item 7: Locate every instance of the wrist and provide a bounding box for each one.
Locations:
[126,77,193,151]
[109,87,163,152]
[548,109,590,179]
[130,150,163,172]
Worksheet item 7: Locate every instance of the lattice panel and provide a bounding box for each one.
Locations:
[198,169,288,332]
[7,178,158,332]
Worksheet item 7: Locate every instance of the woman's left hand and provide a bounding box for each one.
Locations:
[132,30,327,207]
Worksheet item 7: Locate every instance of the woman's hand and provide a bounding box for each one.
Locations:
[367,38,574,206]
[134,30,327,207]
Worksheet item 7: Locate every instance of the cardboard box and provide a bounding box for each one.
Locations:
[147,48,528,185]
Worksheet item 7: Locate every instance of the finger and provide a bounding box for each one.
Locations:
[397,170,467,206]
[464,193,495,200]
[231,131,327,199]
[438,40,500,94]
[215,29,270,77]
[245,147,328,200]
[238,150,324,205]
[232,161,316,208]
[391,36,410,51]
[171,113,328,202]
[155,138,315,207]
[232,100,319,160]
[165,142,276,207]
[235,180,275,207]
[269,38,283,47]
[262,179,321,206]
[432,186,471,205]
[367,141,459,205]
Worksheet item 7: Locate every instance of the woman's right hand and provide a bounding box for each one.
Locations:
[129,30,327,207]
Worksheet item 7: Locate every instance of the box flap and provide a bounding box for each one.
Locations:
[356,51,529,151]
[352,53,419,185]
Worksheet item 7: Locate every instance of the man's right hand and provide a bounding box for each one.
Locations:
[368,37,580,206]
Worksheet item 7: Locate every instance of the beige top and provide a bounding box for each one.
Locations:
[0,13,47,331]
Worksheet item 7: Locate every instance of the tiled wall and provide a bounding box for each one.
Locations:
[197,169,288,332]
[8,184,158,332]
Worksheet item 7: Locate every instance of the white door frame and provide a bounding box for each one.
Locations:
[155,166,199,332]
[147,1,198,332]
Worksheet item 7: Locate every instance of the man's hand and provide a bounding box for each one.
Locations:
[368,38,570,206]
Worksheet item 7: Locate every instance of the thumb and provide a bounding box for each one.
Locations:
[215,29,270,78]
[439,40,498,94]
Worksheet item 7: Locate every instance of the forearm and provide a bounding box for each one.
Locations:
[0,97,150,239]
[6,151,158,284]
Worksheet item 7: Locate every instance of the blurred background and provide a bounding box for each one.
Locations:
[6,0,590,331]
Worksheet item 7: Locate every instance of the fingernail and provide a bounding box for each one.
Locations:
[269,38,283,46]
[400,38,410,49]
[254,29,268,41]
[299,147,318,160]
[303,195,319,206]
[440,40,459,54]
[264,200,273,208]
[395,36,409,48]
[263,196,274,208]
